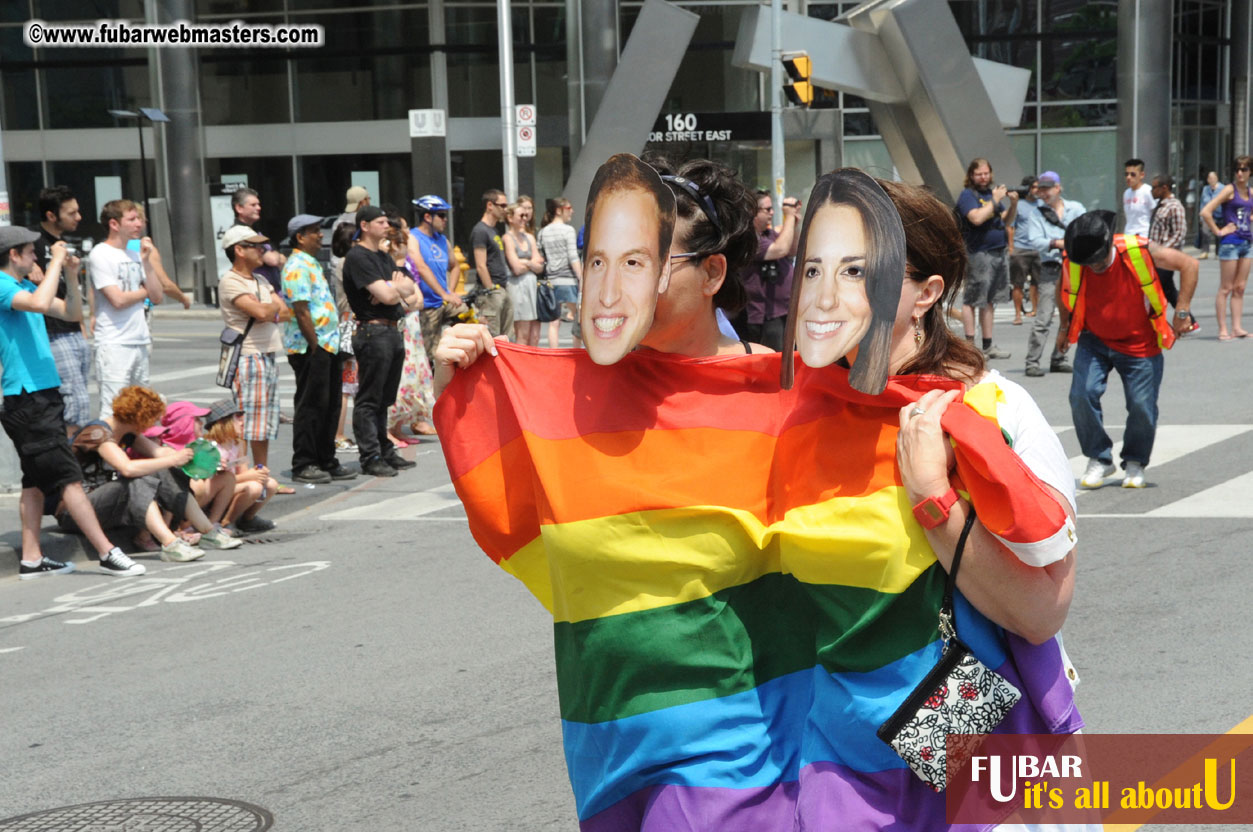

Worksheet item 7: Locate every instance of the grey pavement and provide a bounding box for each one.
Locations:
[1,258,1251,829]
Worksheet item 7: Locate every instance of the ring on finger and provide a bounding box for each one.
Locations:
[909,405,926,418]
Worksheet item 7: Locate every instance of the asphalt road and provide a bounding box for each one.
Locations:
[1,258,1250,830]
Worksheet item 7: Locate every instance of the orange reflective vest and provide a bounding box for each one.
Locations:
[1061,234,1176,351]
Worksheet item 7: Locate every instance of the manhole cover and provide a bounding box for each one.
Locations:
[0,797,272,831]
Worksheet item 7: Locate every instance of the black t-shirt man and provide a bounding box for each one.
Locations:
[342,245,404,321]
[32,225,79,337]
[470,221,509,287]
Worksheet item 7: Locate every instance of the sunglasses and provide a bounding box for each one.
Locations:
[1237,167,1251,173]
[434,212,448,218]
[494,202,508,208]
[237,241,264,249]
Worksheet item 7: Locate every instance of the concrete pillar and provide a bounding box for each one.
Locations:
[147,0,209,298]
[420,0,454,226]
[1116,0,1172,178]
[567,0,619,160]
[1233,0,1252,155]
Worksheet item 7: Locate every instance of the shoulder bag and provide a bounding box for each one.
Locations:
[217,316,256,389]
[876,509,1023,791]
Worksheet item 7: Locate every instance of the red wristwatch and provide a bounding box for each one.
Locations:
[912,487,959,529]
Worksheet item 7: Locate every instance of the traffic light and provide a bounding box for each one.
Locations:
[782,52,812,107]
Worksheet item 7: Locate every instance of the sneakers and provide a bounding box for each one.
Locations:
[982,344,1011,359]
[1079,459,1117,489]
[292,465,333,484]
[160,538,205,563]
[335,437,359,453]
[325,462,358,481]
[1122,461,1147,488]
[19,556,75,580]
[384,453,417,471]
[362,457,398,478]
[100,548,146,577]
[1050,359,1073,373]
[235,514,276,533]
[1024,366,1046,377]
[200,527,243,550]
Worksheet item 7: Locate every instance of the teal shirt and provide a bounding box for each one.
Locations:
[281,250,340,355]
[0,270,62,395]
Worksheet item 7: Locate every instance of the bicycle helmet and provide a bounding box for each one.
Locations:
[413,194,451,214]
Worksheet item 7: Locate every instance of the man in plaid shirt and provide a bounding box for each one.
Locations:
[1149,174,1198,333]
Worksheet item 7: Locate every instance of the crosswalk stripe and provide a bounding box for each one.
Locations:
[322,483,463,521]
[1068,424,1252,484]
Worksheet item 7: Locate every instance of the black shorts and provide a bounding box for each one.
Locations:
[0,388,83,497]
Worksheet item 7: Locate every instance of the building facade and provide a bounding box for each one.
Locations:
[0,0,1246,292]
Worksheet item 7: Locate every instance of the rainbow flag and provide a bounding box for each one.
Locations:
[434,344,1082,830]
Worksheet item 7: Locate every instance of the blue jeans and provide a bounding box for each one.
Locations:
[1069,332,1164,468]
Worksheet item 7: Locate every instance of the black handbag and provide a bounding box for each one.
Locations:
[876,509,1023,791]
[536,279,560,323]
[216,317,255,389]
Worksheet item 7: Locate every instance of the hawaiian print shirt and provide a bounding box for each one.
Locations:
[281,250,340,355]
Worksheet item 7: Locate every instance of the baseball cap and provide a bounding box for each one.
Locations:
[1037,170,1061,187]
[0,226,41,253]
[1064,210,1116,267]
[144,400,212,450]
[345,185,369,213]
[205,398,242,427]
[355,204,385,228]
[221,225,268,251]
[287,213,324,239]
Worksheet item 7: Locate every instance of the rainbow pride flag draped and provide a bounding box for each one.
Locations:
[434,344,1083,831]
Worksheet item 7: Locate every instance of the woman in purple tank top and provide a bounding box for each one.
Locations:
[1202,154,1253,339]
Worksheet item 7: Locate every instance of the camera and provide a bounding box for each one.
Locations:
[759,259,781,283]
[1010,185,1033,199]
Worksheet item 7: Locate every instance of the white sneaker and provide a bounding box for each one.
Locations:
[200,527,243,550]
[1122,462,1147,488]
[159,538,205,563]
[1080,459,1116,489]
[100,548,146,576]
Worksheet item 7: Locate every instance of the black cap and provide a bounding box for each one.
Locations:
[1064,210,1116,267]
[355,204,385,228]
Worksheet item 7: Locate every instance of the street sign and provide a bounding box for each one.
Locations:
[409,109,446,138]
[517,124,537,157]
[516,104,536,126]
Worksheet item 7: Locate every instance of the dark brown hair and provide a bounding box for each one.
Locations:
[878,180,986,383]
[781,168,904,394]
[584,153,677,269]
[1235,155,1253,173]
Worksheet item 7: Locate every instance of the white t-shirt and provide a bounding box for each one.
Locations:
[969,370,1077,567]
[89,242,150,346]
[1122,183,1156,236]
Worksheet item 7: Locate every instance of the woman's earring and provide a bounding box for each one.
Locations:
[912,316,924,347]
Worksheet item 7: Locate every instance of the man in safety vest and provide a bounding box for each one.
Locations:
[1062,210,1198,489]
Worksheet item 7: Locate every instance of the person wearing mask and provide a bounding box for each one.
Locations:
[341,205,419,477]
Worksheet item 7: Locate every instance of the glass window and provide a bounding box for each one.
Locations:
[1039,102,1115,128]
[203,156,295,244]
[292,10,432,122]
[6,162,47,230]
[1040,129,1116,211]
[450,150,504,247]
[197,0,283,14]
[0,27,40,130]
[297,153,411,221]
[532,7,567,118]
[42,48,152,129]
[659,6,761,114]
[34,0,144,19]
[843,138,896,180]
[46,160,151,245]
[446,6,535,118]
[1041,0,1116,33]
[1041,35,1115,101]
[951,0,1038,39]
[201,49,291,125]
[1009,133,1037,178]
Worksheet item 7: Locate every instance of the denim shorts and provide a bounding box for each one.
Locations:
[1218,240,1252,261]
